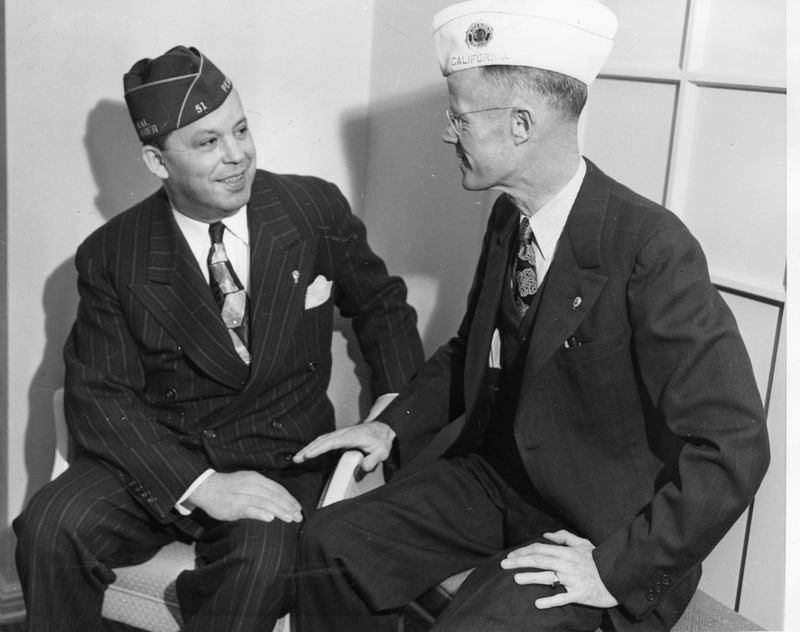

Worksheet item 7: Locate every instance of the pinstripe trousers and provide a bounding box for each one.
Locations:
[14,458,324,632]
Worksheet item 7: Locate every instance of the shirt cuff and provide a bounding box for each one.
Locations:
[175,469,217,516]
[365,393,397,422]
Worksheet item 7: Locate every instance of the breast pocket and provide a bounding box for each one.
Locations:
[546,333,627,428]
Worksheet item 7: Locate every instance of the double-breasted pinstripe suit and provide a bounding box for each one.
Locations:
[14,169,424,630]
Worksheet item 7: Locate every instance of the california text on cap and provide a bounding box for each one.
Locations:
[124,45,233,141]
[432,0,618,85]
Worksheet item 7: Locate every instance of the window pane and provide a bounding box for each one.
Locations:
[681,88,786,292]
[601,0,688,71]
[582,79,676,205]
[692,0,786,80]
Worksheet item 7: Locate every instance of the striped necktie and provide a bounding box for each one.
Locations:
[207,221,251,364]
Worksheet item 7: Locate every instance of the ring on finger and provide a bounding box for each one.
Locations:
[550,571,561,589]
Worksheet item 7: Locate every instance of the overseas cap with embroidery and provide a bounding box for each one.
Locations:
[432,0,617,85]
[123,46,233,141]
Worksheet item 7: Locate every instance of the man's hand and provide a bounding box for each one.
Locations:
[292,422,396,472]
[500,530,618,609]
[188,471,303,524]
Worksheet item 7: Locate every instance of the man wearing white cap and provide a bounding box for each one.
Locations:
[14,46,424,630]
[294,1,769,631]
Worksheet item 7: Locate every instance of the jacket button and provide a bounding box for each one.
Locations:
[646,590,656,601]
[165,387,177,399]
[654,584,663,593]
[307,362,317,372]
[284,453,293,461]
[203,429,216,440]
[146,495,158,504]
[272,420,283,430]
[661,575,671,585]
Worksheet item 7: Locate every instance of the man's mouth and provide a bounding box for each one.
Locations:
[220,172,246,185]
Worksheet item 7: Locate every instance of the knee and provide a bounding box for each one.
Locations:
[227,519,300,584]
[299,505,351,564]
[14,481,78,556]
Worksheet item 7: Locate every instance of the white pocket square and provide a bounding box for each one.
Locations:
[305,275,333,309]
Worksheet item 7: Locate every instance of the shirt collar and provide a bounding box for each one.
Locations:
[171,204,250,246]
[523,157,586,263]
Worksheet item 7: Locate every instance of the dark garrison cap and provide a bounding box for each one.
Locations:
[124,46,233,141]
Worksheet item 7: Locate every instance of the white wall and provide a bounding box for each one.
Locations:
[0,0,377,610]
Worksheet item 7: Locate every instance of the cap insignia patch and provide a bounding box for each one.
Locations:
[466,22,493,48]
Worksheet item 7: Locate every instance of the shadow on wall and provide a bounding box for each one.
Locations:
[341,85,498,353]
[21,100,158,509]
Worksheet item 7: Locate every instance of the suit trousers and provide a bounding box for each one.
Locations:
[295,454,605,632]
[14,458,324,632]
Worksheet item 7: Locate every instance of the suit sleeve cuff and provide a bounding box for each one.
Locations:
[175,469,216,516]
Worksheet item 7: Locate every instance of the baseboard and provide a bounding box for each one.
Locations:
[0,569,24,624]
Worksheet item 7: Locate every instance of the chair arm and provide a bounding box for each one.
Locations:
[318,450,386,508]
[51,388,70,481]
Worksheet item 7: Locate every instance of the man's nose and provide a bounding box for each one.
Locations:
[222,136,245,162]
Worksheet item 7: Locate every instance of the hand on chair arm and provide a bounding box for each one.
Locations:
[292,422,396,472]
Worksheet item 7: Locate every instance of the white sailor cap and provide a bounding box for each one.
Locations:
[432,0,618,85]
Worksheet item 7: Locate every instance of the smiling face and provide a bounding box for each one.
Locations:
[144,89,257,222]
[442,68,517,192]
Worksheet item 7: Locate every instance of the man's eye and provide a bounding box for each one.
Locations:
[201,138,217,147]
[236,126,249,136]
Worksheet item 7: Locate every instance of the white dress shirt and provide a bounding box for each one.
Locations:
[521,156,587,284]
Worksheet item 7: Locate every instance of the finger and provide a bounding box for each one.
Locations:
[511,571,558,586]
[293,430,346,459]
[504,546,570,569]
[501,554,545,570]
[294,432,357,461]
[543,530,584,547]
[241,491,302,522]
[505,544,536,559]
[240,506,276,523]
[535,593,574,610]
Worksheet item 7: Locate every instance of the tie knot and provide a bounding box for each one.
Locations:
[519,216,534,245]
[209,221,225,244]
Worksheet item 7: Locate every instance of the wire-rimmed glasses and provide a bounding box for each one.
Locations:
[445,105,517,135]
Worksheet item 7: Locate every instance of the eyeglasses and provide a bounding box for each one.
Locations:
[445,105,517,136]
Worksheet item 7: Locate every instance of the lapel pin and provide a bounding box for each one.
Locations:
[292,270,300,284]
[572,297,581,309]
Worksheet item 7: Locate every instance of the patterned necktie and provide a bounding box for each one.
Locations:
[207,221,251,364]
[514,216,538,317]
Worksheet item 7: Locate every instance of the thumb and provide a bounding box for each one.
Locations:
[360,452,384,473]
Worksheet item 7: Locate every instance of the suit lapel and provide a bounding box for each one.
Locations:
[129,193,251,390]
[463,201,518,420]
[244,174,313,385]
[523,161,610,379]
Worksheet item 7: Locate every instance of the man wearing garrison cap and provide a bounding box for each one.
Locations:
[294,2,769,630]
[14,45,423,630]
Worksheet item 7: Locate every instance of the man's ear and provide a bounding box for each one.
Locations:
[511,107,535,146]
[142,144,169,180]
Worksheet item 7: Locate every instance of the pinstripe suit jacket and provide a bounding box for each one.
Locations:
[381,160,769,630]
[63,169,423,531]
